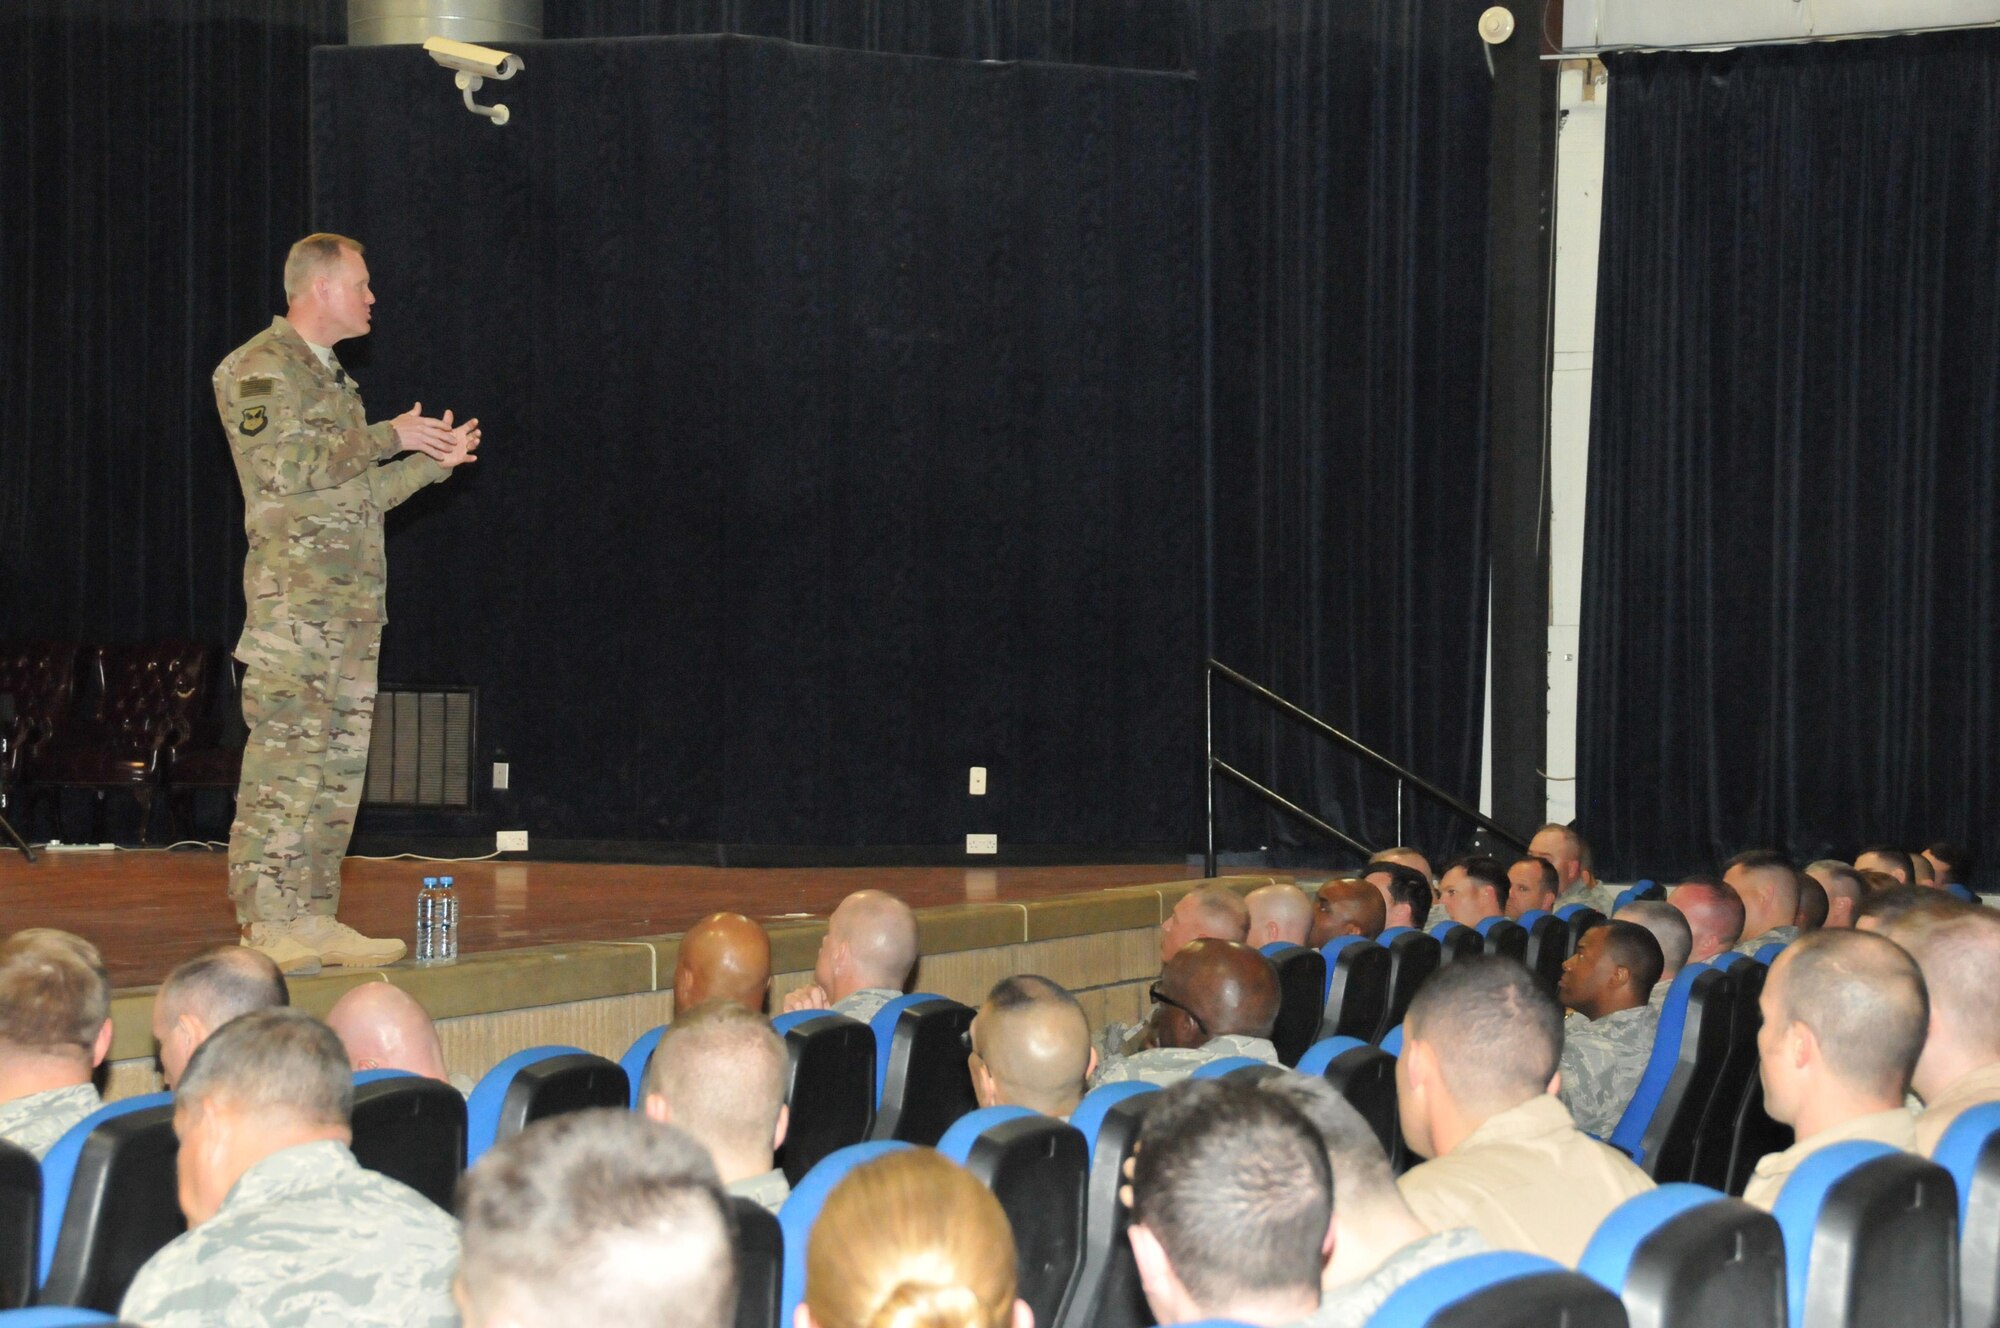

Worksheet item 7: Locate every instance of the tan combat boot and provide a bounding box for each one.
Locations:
[240,922,324,977]
[291,914,407,967]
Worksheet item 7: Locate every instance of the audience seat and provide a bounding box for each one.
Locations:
[620,1025,666,1107]
[867,995,977,1146]
[1298,1036,1400,1163]
[1427,922,1485,965]
[28,641,207,846]
[1187,1057,1270,1081]
[1722,1069,1793,1199]
[1611,966,1730,1180]
[1558,904,1607,962]
[1372,1250,1628,1327]
[1770,1142,1958,1328]
[465,1046,629,1165]
[1946,883,1977,904]
[1376,928,1441,1044]
[1258,943,1327,1066]
[1474,916,1529,965]
[1380,1024,1405,1057]
[728,1196,782,1328]
[349,1070,467,1212]
[777,1141,912,1328]
[1516,909,1568,993]
[0,1311,124,1325]
[1058,1083,1159,1328]
[1613,881,1665,913]
[938,1106,1088,1328]
[1931,1102,2000,1328]
[1753,941,1787,966]
[1318,936,1390,1043]
[770,1012,875,1183]
[0,1141,36,1311]
[1578,1184,1784,1328]
[1687,953,1764,1192]
[36,1095,182,1312]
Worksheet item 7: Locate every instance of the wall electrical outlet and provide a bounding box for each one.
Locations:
[496,830,529,853]
[492,762,510,790]
[968,766,987,795]
[966,833,998,855]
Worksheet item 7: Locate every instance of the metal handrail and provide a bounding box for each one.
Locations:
[1203,659,1529,875]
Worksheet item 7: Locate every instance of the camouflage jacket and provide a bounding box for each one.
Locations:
[831,988,903,1024]
[1558,1003,1660,1138]
[1090,1034,1280,1089]
[1734,925,1799,957]
[727,1167,792,1213]
[0,1083,99,1160]
[119,1139,460,1328]
[214,317,447,626]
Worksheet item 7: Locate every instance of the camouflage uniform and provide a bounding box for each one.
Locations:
[1557,1003,1660,1138]
[0,1083,100,1160]
[831,987,903,1024]
[1292,1227,1488,1328]
[727,1167,791,1213]
[118,1139,459,1328]
[1734,925,1799,957]
[214,318,449,925]
[1090,1033,1280,1089]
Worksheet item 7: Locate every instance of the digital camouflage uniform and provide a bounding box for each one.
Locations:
[118,1139,460,1328]
[727,1167,792,1213]
[0,1083,100,1160]
[214,318,448,925]
[1557,1003,1660,1138]
[1734,925,1799,957]
[830,987,903,1024]
[1089,1033,1280,1089]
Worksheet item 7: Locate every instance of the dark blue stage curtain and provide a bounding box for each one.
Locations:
[1579,32,2000,883]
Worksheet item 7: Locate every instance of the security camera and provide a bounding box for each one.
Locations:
[422,37,522,125]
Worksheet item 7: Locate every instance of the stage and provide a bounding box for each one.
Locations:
[0,848,1267,1102]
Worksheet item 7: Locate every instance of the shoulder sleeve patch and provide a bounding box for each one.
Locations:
[238,376,278,399]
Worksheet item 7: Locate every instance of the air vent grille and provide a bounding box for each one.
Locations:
[363,686,476,810]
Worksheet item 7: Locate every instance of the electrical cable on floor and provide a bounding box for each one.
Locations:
[349,849,506,862]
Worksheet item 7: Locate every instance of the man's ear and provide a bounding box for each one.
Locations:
[91,1018,114,1068]
[1790,1020,1818,1072]
[772,1103,790,1151]
[1010,1297,1035,1328]
[1321,1205,1338,1262]
[642,1093,672,1127]
[1086,1047,1100,1080]
[1127,1222,1178,1310]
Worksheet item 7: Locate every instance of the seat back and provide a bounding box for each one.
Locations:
[467,1046,629,1164]
[1930,1103,2000,1328]
[1753,941,1787,966]
[1613,880,1665,913]
[0,1140,38,1310]
[868,996,977,1145]
[349,1070,467,1211]
[729,1196,783,1328]
[0,1311,123,1325]
[620,1025,667,1107]
[1320,937,1390,1043]
[1429,922,1485,965]
[90,641,208,760]
[1298,1037,1400,1162]
[771,1012,876,1183]
[1057,1084,1160,1328]
[37,1096,182,1312]
[1259,943,1326,1066]
[1946,883,1977,904]
[1723,1068,1793,1199]
[939,1107,1088,1328]
[1378,929,1442,1043]
[1372,1251,1628,1328]
[1518,911,1568,993]
[1687,954,1763,1191]
[778,1142,912,1328]
[1771,1142,1959,1328]
[1611,966,1730,1179]
[1579,1184,1785,1328]
[1559,905,1607,962]
[1187,1056,1270,1081]
[0,641,80,775]
[1475,916,1529,964]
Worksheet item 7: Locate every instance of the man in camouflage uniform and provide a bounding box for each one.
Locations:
[777,889,917,1022]
[1092,938,1282,1088]
[0,930,112,1159]
[215,234,479,973]
[1555,920,1665,1138]
[119,1008,460,1328]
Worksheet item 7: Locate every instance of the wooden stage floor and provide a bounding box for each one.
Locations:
[0,850,1196,988]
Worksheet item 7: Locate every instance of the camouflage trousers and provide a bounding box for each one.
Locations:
[227,619,382,925]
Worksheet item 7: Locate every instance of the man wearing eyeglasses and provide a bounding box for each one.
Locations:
[1091,939,1282,1088]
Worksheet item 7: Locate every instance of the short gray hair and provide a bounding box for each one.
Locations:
[159,947,288,1028]
[645,1000,787,1156]
[176,1007,352,1127]
[1616,901,1693,975]
[459,1110,735,1328]
[283,232,363,301]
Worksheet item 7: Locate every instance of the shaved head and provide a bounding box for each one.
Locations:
[1857,884,1969,932]
[1669,878,1745,962]
[1309,878,1386,948]
[1246,884,1314,949]
[1763,929,1927,1110]
[1369,847,1434,884]
[1806,861,1867,929]
[1855,846,1915,886]
[1614,901,1692,980]
[1403,956,1562,1119]
[673,912,771,1013]
[1161,886,1250,964]
[1723,851,1802,939]
[1794,877,1829,932]
[821,890,918,996]
[644,1000,788,1180]
[153,946,289,1089]
[325,982,449,1081]
[1527,824,1588,890]
[970,975,1092,1117]
[1884,909,2000,1100]
[1156,939,1280,1049]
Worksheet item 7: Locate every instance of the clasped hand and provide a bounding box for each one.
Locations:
[391,402,482,468]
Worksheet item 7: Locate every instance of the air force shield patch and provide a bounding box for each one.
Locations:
[240,405,268,436]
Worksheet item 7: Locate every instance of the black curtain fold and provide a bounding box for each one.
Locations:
[1579,31,2000,883]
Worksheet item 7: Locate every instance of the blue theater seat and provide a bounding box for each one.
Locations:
[1372,1250,1627,1327]
[939,1107,1088,1328]
[620,1025,667,1106]
[1686,953,1764,1192]
[1380,1024,1405,1057]
[1319,936,1390,1042]
[770,1011,875,1182]
[1770,1141,1958,1328]
[1428,921,1485,965]
[1578,1184,1784,1328]
[777,1142,912,1328]
[728,1196,782,1328]
[1932,1102,2000,1328]
[465,1046,630,1164]
[0,1140,37,1310]
[349,1069,467,1212]
[1376,928,1441,1043]
[1946,883,1977,904]
[1297,1036,1399,1161]
[1188,1056,1272,1081]
[1612,880,1664,914]
[1474,916,1529,965]
[1558,904,1607,962]
[1610,965,1730,1179]
[1517,908,1568,993]
[0,1311,122,1325]
[867,995,978,1145]
[36,1095,181,1312]
[1259,942,1327,1066]
[1753,941,1787,966]
[1057,1083,1159,1328]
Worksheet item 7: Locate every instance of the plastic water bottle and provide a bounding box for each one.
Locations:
[416,875,457,965]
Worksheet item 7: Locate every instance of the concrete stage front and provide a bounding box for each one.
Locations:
[0,851,1288,1101]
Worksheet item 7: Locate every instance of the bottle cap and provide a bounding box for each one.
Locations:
[423,876,439,887]
[440,876,455,887]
